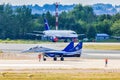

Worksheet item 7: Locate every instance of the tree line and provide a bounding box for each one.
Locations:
[0,4,120,40]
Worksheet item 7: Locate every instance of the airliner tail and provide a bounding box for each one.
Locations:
[44,18,50,30]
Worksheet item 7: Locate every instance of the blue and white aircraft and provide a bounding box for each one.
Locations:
[22,41,83,61]
[22,41,74,53]
[43,41,83,61]
[27,18,78,42]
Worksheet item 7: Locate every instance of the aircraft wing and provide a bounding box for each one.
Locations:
[22,41,75,53]
[22,46,56,53]
[33,31,43,34]
[26,31,44,37]
[53,34,62,38]
[26,33,43,36]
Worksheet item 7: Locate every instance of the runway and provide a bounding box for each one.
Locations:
[0,59,120,70]
[82,49,120,59]
[0,43,120,59]
[0,43,120,71]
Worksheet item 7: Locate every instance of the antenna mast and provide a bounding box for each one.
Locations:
[55,2,59,30]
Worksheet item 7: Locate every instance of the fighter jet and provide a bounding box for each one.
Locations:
[43,41,83,61]
[22,41,74,53]
[22,41,83,61]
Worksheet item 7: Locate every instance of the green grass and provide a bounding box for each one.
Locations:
[0,50,3,54]
[0,39,119,44]
[0,39,120,50]
[0,39,50,44]
[96,39,120,42]
[0,72,120,80]
[84,44,120,50]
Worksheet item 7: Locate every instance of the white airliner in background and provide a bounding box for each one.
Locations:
[27,18,78,42]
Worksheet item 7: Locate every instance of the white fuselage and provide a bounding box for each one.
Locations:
[43,30,78,38]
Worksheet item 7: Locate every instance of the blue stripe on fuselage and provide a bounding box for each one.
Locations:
[45,53,81,57]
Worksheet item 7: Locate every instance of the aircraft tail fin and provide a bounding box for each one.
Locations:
[44,18,50,30]
[63,41,74,51]
[70,41,83,52]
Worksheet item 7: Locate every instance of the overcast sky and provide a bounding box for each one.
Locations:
[0,0,120,6]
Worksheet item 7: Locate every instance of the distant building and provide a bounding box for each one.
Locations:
[112,36,120,40]
[95,33,109,40]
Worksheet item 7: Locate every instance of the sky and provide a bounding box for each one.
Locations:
[0,0,120,6]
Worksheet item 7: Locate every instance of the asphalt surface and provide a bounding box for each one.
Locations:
[0,43,120,71]
[0,59,120,70]
[0,43,120,59]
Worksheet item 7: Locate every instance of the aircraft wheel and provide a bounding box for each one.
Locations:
[79,53,81,57]
[43,58,46,61]
[53,57,57,61]
[60,57,64,61]
[78,53,81,57]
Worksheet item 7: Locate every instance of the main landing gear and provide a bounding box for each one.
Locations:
[43,58,46,61]
[53,56,57,61]
[43,54,46,61]
[53,55,64,61]
[43,55,64,61]
[60,55,64,61]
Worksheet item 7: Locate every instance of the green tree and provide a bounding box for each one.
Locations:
[15,5,33,38]
[97,14,112,21]
[83,5,96,23]
[0,4,4,39]
[66,4,96,36]
[0,4,14,39]
[87,26,96,39]
[59,11,68,30]
[95,20,112,35]
[45,11,55,29]
[112,13,120,22]
[111,20,120,36]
